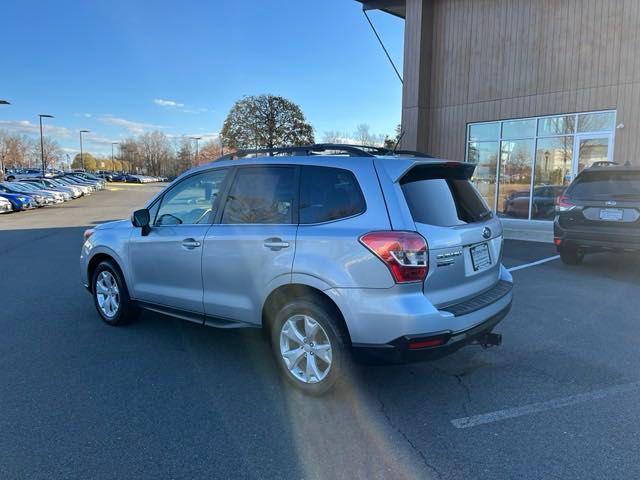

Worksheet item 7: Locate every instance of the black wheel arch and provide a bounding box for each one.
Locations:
[262,283,351,345]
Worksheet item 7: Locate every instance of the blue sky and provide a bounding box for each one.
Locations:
[0,0,404,157]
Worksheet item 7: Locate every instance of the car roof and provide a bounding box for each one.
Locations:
[184,153,460,185]
[583,165,640,173]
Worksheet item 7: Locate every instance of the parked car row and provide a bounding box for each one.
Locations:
[5,168,59,181]
[0,172,106,213]
[94,171,168,183]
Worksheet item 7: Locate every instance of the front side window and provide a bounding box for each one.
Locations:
[155,169,228,225]
[299,166,365,224]
[221,167,295,224]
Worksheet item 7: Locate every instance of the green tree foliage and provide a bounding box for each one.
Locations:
[72,152,97,171]
[221,94,314,150]
[384,124,402,149]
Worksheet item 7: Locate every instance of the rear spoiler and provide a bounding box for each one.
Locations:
[397,161,476,184]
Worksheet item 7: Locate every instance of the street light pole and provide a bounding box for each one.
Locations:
[0,100,9,180]
[79,130,90,171]
[39,114,54,177]
[190,136,201,166]
[111,142,119,169]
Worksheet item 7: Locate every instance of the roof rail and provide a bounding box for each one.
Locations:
[215,143,433,161]
[218,144,377,160]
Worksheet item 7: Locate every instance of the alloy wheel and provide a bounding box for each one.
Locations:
[95,271,120,318]
[279,314,333,384]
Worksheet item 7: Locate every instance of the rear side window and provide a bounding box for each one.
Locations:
[221,166,296,224]
[568,170,640,199]
[299,166,365,224]
[401,165,491,226]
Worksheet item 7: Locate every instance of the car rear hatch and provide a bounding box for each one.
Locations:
[396,162,504,308]
[559,169,640,236]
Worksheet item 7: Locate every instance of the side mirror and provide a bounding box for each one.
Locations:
[131,208,151,236]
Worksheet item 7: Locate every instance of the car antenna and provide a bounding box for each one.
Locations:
[392,130,405,154]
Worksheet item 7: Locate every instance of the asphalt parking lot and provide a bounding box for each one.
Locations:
[1,184,639,480]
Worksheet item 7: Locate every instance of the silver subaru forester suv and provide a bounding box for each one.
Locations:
[80,144,513,395]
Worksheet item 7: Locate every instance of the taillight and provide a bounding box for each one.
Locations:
[555,195,575,212]
[83,228,95,241]
[359,231,428,283]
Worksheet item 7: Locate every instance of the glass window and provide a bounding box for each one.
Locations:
[468,141,499,210]
[577,112,615,133]
[537,115,575,136]
[468,123,500,142]
[155,169,227,225]
[221,167,295,224]
[577,137,612,172]
[501,119,536,139]
[299,166,365,224]
[497,139,534,219]
[401,173,491,227]
[532,137,573,220]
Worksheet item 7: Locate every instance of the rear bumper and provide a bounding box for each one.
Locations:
[325,265,513,363]
[554,220,640,250]
[352,301,511,364]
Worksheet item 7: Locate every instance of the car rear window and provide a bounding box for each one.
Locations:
[567,170,640,199]
[400,165,491,226]
[299,166,365,224]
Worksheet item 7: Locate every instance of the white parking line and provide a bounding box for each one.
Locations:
[508,255,560,272]
[451,381,640,429]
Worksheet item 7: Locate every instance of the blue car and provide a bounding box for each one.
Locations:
[0,192,36,211]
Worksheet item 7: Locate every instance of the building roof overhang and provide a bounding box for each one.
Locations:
[355,0,406,18]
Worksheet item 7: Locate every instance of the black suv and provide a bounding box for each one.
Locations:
[554,166,640,264]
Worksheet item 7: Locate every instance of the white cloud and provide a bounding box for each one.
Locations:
[168,132,219,143]
[97,115,164,134]
[154,99,211,114]
[84,132,120,146]
[154,98,185,108]
[0,119,71,138]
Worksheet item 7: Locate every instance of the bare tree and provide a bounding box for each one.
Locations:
[197,138,223,164]
[30,136,62,171]
[137,131,174,176]
[322,130,352,144]
[0,131,34,170]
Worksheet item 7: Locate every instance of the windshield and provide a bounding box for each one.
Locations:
[401,166,491,226]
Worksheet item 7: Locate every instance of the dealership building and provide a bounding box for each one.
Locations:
[359,0,640,239]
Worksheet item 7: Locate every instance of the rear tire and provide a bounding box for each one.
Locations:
[270,297,350,396]
[559,245,584,265]
[91,261,139,326]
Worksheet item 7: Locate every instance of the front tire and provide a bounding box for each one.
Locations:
[559,245,584,265]
[271,297,349,395]
[92,261,138,325]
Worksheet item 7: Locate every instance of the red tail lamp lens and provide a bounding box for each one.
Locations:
[360,231,428,283]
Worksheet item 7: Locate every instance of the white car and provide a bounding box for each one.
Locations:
[0,196,13,213]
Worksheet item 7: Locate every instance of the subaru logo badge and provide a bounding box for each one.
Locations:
[482,227,491,239]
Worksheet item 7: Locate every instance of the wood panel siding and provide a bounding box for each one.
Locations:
[403,0,640,164]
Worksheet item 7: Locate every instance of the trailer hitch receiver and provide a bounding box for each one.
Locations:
[475,332,502,349]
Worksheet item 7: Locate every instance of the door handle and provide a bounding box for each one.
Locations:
[263,238,290,250]
[182,238,201,249]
